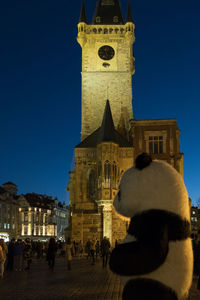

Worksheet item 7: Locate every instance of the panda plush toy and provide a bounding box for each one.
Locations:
[109,153,193,300]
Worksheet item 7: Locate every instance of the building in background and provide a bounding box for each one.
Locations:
[54,198,68,241]
[191,206,200,234]
[68,0,184,246]
[0,182,20,241]
[0,183,68,241]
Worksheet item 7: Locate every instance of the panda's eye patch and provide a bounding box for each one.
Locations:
[118,189,121,201]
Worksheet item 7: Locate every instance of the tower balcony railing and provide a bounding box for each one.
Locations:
[78,24,134,36]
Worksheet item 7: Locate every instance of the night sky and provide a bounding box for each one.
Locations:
[0,0,200,206]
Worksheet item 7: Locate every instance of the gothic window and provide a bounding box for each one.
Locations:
[149,136,163,154]
[113,162,117,189]
[96,16,101,23]
[93,28,97,34]
[113,16,118,23]
[104,28,108,34]
[98,162,102,188]
[104,161,111,188]
[101,0,114,5]
[88,170,96,200]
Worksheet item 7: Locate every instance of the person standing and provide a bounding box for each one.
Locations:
[95,240,100,260]
[13,239,24,271]
[90,238,96,265]
[24,238,32,270]
[6,238,15,271]
[47,238,57,270]
[101,237,111,268]
[66,238,73,270]
[0,239,7,278]
[195,231,200,289]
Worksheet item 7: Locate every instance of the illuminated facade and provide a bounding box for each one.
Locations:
[68,0,183,246]
[0,182,20,241]
[18,194,57,240]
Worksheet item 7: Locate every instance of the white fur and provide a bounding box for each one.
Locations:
[120,235,193,299]
[114,160,190,221]
[114,160,193,299]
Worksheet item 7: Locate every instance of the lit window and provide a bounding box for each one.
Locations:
[192,211,196,215]
[12,224,15,229]
[19,208,22,212]
[4,223,6,229]
[7,224,10,229]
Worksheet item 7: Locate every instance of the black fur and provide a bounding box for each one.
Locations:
[109,222,168,276]
[128,209,191,241]
[109,210,190,276]
[135,153,152,170]
[122,279,178,300]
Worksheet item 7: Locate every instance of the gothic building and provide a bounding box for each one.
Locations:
[68,0,183,246]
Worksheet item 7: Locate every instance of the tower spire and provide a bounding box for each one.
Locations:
[126,1,133,23]
[79,0,87,23]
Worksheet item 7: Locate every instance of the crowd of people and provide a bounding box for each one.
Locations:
[0,236,114,279]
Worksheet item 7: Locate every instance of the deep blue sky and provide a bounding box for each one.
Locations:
[0,0,200,206]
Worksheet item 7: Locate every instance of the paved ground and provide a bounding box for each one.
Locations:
[0,256,199,300]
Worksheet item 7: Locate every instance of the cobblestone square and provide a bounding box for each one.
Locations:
[0,257,199,300]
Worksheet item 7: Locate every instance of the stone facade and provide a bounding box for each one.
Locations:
[68,1,184,247]
[78,21,135,141]
[0,182,20,241]
[131,119,184,176]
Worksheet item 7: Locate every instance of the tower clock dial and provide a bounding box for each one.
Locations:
[98,45,115,60]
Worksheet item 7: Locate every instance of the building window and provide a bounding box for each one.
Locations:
[149,136,163,154]
[113,16,118,23]
[24,214,28,222]
[88,170,96,200]
[7,224,10,229]
[191,217,198,222]
[113,162,117,189]
[4,223,7,229]
[98,162,102,188]
[104,160,111,188]
[96,16,101,23]
[192,211,196,215]
[102,0,114,5]
[24,226,28,235]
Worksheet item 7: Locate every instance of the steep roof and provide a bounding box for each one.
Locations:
[92,0,124,25]
[126,1,134,23]
[24,193,55,209]
[76,100,132,148]
[79,1,87,23]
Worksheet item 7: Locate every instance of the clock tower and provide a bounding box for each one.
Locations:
[67,0,184,246]
[77,0,135,140]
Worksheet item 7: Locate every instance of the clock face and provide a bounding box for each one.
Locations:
[98,45,115,61]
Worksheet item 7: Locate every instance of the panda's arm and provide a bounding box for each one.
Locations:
[109,222,169,276]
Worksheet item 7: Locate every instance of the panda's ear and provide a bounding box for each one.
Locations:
[135,153,152,170]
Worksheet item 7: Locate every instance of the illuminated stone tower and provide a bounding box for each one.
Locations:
[67,0,184,245]
[77,0,135,140]
[68,0,135,245]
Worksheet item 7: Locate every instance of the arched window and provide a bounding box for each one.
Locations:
[98,162,102,188]
[104,161,111,188]
[113,162,117,189]
[88,170,96,200]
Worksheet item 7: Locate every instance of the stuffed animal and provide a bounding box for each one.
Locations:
[109,153,193,300]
